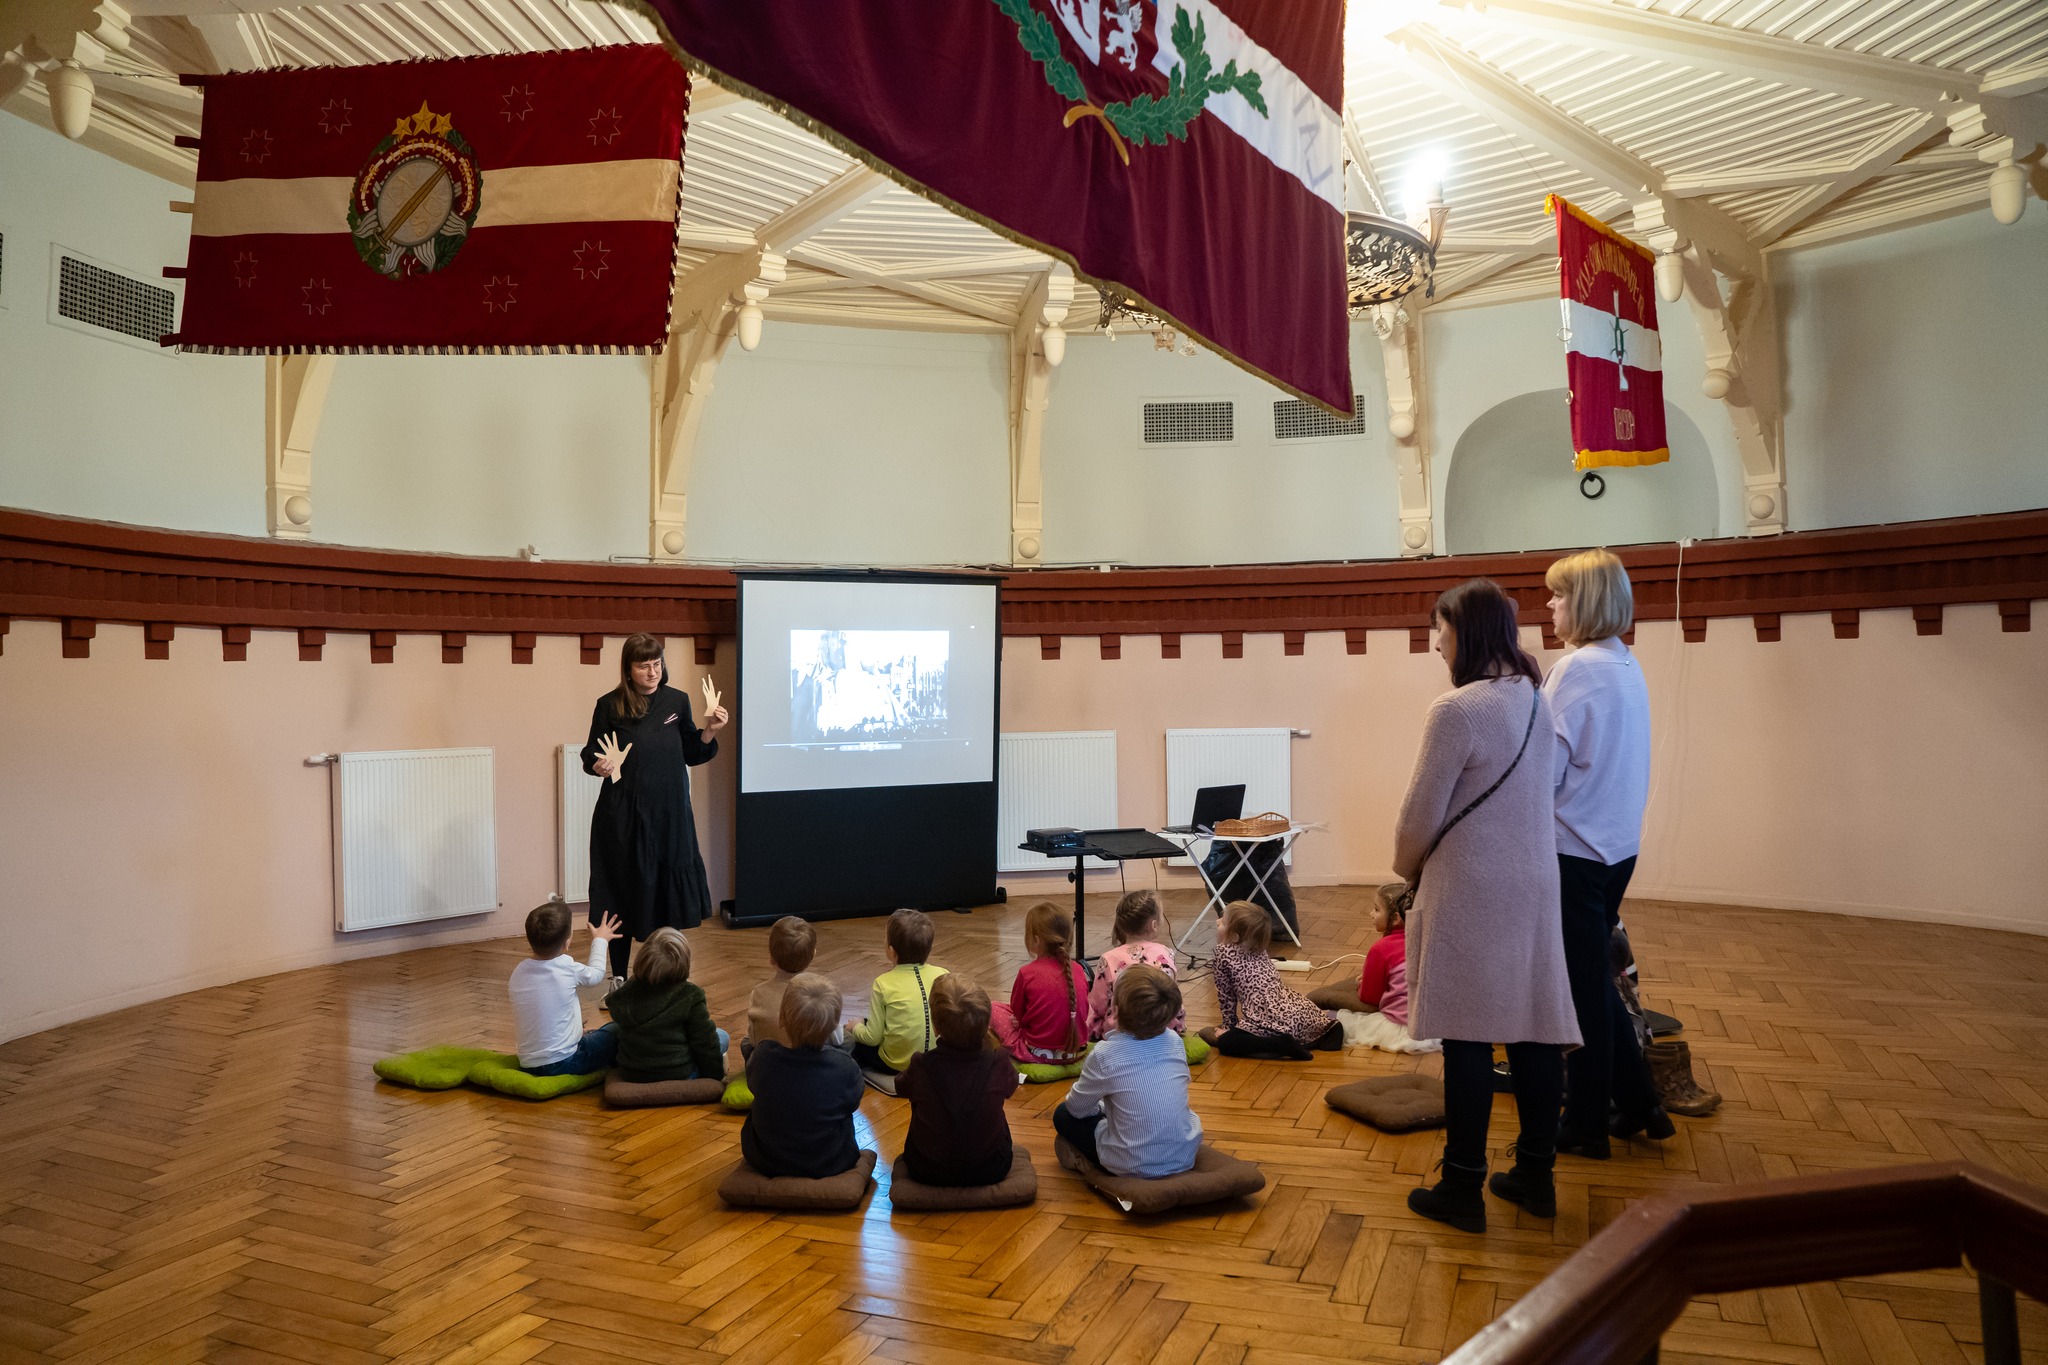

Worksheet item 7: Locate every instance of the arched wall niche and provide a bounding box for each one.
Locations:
[1443,389,1719,555]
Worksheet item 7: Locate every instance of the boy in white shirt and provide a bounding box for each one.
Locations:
[510,900,623,1076]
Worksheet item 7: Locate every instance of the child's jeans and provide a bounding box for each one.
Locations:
[1052,1102,1104,1167]
[525,1023,619,1077]
[615,1028,732,1083]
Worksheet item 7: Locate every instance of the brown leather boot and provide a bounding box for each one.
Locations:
[1647,1040,1721,1116]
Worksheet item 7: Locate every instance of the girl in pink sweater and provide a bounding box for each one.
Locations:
[1086,891,1185,1041]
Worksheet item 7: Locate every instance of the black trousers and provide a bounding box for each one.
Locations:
[1442,1039,1562,1169]
[1052,1103,1104,1167]
[1559,854,1661,1136]
[608,935,631,980]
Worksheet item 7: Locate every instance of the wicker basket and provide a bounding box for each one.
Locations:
[1214,812,1290,838]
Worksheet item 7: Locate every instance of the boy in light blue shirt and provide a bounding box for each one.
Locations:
[1053,965,1201,1177]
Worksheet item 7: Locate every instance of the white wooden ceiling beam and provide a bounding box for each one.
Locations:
[1341,114,1390,214]
[1663,143,1979,196]
[773,250,1050,295]
[1750,111,1945,245]
[791,244,1018,326]
[186,10,270,70]
[1433,0,1977,109]
[1981,60,2048,98]
[754,165,892,254]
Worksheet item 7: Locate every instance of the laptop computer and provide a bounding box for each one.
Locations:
[1162,783,1245,835]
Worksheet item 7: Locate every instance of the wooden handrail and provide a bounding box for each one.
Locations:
[1444,1162,2048,1365]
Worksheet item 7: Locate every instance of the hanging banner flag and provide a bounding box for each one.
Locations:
[641,0,1352,414]
[171,46,687,353]
[1547,194,1669,469]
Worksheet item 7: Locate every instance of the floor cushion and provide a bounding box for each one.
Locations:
[717,1150,878,1211]
[1054,1139,1264,1215]
[1309,981,1372,1013]
[374,1047,605,1100]
[1016,1059,1086,1084]
[603,1072,725,1108]
[1324,1074,1446,1132]
[889,1148,1037,1212]
[1183,1033,1212,1065]
[722,1077,754,1109]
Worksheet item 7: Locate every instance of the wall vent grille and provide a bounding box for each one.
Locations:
[57,253,175,343]
[1274,396,1368,439]
[1142,399,1234,444]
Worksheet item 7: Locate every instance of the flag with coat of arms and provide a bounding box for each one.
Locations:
[1548,194,1670,469]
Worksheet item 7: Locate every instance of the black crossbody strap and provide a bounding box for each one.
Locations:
[1416,681,1542,877]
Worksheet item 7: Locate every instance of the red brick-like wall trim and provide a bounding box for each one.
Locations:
[3,506,2046,658]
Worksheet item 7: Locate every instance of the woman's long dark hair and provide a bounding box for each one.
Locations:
[613,633,667,721]
[1433,579,1542,688]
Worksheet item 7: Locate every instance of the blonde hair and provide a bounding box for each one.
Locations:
[1114,965,1181,1040]
[1220,900,1272,955]
[1546,548,1634,646]
[930,974,992,1050]
[631,926,691,988]
[1023,902,1081,1053]
[780,973,842,1049]
[1111,890,1162,946]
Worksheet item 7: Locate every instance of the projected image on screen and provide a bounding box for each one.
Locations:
[788,629,949,748]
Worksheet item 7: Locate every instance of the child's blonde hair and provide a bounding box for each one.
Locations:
[1111,890,1162,946]
[930,975,992,1051]
[1545,548,1634,646]
[1114,965,1180,1040]
[1220,900,1272,955]
[631,926,691,988]
[1023,901,1081,1053]
[780,973,841,1049]
[1373,883,1408,929]
[768,915,816,973]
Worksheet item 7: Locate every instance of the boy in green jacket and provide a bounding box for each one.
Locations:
[607,928,728,1082]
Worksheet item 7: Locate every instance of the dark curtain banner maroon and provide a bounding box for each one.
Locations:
[643,0,1352,413]
[172,47,687,353]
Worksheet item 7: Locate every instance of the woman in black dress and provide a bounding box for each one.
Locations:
[582,633,730,982]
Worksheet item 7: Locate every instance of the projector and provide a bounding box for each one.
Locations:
[1025,827,1087,854]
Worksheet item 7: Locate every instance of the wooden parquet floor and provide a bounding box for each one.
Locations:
[4,888,2047,1365]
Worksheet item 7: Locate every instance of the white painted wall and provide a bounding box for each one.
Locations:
[689,324,1012,566]
[1041,327,1401,565]
[0,115,266,536]
[1777,209,2048,531]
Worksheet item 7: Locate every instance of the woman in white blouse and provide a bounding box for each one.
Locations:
[1543,550,1671,1158]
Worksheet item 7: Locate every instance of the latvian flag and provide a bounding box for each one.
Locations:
[1547,195,1669,469]
[171,47,687,353]
[643,0,1351,414]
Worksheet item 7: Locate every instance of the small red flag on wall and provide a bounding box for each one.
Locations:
[1548,194,1669,470]
[171,46,687,354]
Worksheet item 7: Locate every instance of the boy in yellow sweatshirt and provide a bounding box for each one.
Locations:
[849,909,949,1095]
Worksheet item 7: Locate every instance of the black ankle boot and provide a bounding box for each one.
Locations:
[1408,1160,1487,1233]
[1487,1144,1557,1218]
[1610,1104,1677,1141]
[1555,1127,1611,1160]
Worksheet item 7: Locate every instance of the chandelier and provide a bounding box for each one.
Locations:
[1092,285,1198,355]
[1345,210,1440,311]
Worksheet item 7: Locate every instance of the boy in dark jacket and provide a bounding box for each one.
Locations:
[897,974,1018,1186]
[741,974,865,1179]
[606,928,727,1082]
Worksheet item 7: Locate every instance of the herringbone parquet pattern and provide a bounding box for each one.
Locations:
[3,888,2046,1364]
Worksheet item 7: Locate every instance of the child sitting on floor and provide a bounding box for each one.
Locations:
[850,909,949,1092]
[1200,901,1343,1058]
[898,976,1019,1187]
[1086,891,1185,1042]
[1343,884,1435,1054]
[991,902,1090,1068]
[744,915,847,1059]
[1055,966,1202,1178]
[606,927,729,1082]
[741,973,866,1180]
[510,900,622,1076]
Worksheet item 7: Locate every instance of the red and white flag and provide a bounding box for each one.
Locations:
[171,47,687,353]
[1548,194,1669,469]
[644,0,1351,414]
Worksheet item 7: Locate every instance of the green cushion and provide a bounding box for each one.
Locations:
[722,1077,755,1110]
[374,1046,604,1100]
[1017,1059,1086,1084]
[1183,1033,1212,1066]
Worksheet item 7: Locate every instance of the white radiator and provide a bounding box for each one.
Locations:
[1165,727,1293,864]
[558,743,603,903]
[331,748,498,932]
[998,731,1118,872]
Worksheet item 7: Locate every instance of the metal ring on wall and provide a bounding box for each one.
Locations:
[1580,471,1606,500]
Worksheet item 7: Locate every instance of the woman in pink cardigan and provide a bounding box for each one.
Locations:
[1393,579,1581,1235]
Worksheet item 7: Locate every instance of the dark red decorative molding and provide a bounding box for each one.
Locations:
[145,622,174,660]
[1283,630,1305,656]
[221,625,250,661]
[1832,608,1861,640]
[1682,616,1707,643]
[4,507,2047,663]
[442,632,467,664]
[1754,613,1781,643]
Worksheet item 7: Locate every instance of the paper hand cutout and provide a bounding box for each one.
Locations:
[700,677,721,716]
[595,731,633,784]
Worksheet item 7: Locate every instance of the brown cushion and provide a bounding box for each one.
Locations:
[888,1148,1037,1212]
[1055,1139,1264,1215]
[1308,981,1371,1013]
[717,1149,878,1211]
[1324,1074,1445,1132]
[603,1072,726,1108]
